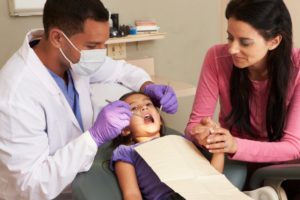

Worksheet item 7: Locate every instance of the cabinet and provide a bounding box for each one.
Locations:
[105,33,196,98]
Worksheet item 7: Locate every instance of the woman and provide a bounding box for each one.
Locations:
[185,0,300,192]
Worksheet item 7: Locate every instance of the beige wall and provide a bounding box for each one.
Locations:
[102,0,222,85]
[101,0,222,131]
[285,0,300,47]
[0,0,42,67]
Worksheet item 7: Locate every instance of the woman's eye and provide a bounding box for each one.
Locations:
[241,42,250,47]
[240,39,253,47]
[227,36,233,42]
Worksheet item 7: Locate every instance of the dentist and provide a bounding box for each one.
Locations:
[0,0,178,199]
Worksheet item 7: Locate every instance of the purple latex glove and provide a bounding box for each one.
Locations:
[143,83,178,114]
[89,100,132,146]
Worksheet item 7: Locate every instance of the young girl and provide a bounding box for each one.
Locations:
[110,92,224,200]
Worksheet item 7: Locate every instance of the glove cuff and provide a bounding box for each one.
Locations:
[88,128,103,147]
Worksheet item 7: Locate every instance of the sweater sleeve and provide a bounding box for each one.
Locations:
[185,46,220,137]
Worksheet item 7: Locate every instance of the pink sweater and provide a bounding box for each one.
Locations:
[186,44,300,163]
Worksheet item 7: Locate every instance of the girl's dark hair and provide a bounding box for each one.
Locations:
[112,91,165,148]
[43,0,109,38]
[225,0,293,141]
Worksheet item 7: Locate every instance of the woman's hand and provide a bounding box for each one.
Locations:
[189,117,218,147]
[206,127,237,154]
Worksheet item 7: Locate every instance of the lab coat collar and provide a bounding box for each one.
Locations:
[20,29,86,132]
[20,29,61,96]
[71,71,93,131]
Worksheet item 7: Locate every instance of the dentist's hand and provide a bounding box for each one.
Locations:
[89,101,132,147]
[143,83,178,114]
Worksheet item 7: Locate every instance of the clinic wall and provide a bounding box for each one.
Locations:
[102,0,221,84]
[285,0,300,48]
[101,0,222,132]
[0,0,42,67]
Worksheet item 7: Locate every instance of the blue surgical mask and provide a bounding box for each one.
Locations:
[59,32,107,76]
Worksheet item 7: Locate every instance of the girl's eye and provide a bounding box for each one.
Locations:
[146,102,154,107]
[131,106,138,111]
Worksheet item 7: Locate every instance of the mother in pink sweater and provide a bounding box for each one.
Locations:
[185,0,300,191]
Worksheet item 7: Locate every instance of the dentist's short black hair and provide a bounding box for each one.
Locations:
[43,0,109,38]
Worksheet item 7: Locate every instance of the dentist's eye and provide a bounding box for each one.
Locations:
[86,45,97,49]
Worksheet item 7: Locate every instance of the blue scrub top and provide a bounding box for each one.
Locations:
[29,39,84,131]
[48,70,84,131]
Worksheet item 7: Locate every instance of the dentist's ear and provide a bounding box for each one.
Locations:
[48,28,63,48]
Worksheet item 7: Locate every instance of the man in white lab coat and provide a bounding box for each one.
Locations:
[0,0,178,199]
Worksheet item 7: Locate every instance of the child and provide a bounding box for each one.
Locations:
[110,92,224,200]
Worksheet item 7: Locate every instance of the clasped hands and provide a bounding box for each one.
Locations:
[189,118,237,154]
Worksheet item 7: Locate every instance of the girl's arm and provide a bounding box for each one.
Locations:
[115,161,143,200]
[210,153,225,173]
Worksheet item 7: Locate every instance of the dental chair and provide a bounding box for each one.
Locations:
[71,141,121,200]
[71,126,282,200]
[71,127,182,200]
[249,162,300,200]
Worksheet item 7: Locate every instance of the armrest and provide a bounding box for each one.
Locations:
[250,163,300,189]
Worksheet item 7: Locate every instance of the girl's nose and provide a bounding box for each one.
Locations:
[141,105,148,112]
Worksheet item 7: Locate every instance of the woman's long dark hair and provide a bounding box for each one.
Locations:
[225,0,293,141]
[112,91,165,148]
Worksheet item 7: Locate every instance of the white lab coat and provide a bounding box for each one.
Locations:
[0,29,151,200]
